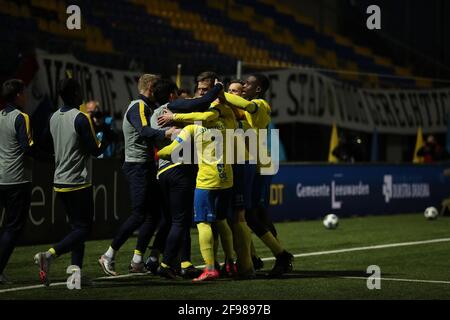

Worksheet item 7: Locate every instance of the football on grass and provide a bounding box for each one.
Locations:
[424,207,438,220]
[323,214,339,229]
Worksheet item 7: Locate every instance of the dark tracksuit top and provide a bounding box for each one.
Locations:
[122,94,166,163]
[0,104,34,274]
[49,105,110,264]
[50,106,108,192]
[110,95,167,252]
[167,83,224,113]
[151,82,224,176]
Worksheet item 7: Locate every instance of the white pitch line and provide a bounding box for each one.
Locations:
[0,272,152,293]
[268,237,450,260]
[1,237,450,294]
[342,277,450,285]
[96,273,149,280]
[0,282,67,293]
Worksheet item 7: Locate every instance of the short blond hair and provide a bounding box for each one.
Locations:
[138,74,160,93]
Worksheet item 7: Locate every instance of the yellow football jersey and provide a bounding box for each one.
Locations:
[157,121,233,190]
[223,93,272,169]
[223,93,272,130]
[245,99,271,130]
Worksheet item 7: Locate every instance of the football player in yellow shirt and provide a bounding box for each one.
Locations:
[158,119,233,282]
[225,74,294,277]
[227,79,265,273]
[157,78,239,277]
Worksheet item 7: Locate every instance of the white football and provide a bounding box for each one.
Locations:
[323,214,339,229]
[424,207,438,220]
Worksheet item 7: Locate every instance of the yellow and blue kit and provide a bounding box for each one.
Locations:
[223,94,278,239]
[147,84,225,270]
[224,92,271,139]
[166,100,237,267]
[158,121,233,223]
[222,93,272,211]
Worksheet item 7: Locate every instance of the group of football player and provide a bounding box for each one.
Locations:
[0,71,293,286]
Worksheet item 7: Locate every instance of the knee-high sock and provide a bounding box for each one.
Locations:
[232,213,253,273]
[260,231,284,256]
[197,223,215,270]
[216,219,234,261]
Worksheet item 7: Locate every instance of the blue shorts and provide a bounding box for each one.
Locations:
[232,163,257,210]
[194,188,232,223]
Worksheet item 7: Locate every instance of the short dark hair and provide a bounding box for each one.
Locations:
[153,79,178,105]
[2,79,25,103]
[58,78,81,104]
[250,73,270,96]
[196,71,219,83]
[229,79,244,86]
[177,88,191,96]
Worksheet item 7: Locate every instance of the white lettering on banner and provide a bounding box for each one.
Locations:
[332,181,370,209]
[382,175,392,203]
[27,50,195,119]
[296,184,330,197]
[28,51,450,134]
[29,186,46,226]
[264,69,450,134]
[297,181,370,209]
[331,181,342,209]
[24,181,121,226]
[334,182,370,196]
[382,175,430,203]
[297,176,430,208]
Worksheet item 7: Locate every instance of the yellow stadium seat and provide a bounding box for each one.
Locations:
[354,45,372,57]
[374,55,392,67]
[394,66,409,76]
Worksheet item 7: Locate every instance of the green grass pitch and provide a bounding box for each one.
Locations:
[1,213,449,300]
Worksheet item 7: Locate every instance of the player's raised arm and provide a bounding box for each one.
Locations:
[157,108,220,127]
[224,92,258,114]
[168,82,224,113]
[157,125,194,160]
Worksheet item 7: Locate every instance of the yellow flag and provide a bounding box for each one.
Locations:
[328,123,339,163]
[413,127,424,163]
[176,64,182,88]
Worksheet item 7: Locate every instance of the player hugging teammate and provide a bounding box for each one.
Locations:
[0,72,293,286]
[153,72,294,281]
